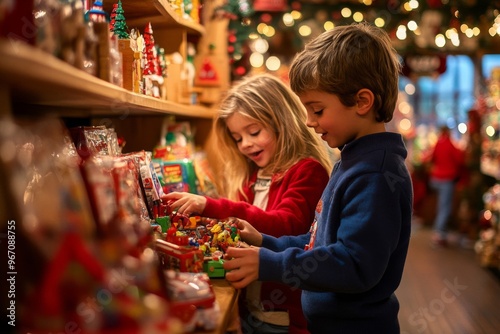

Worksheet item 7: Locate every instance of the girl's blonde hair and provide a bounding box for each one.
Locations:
[214,73,332,200]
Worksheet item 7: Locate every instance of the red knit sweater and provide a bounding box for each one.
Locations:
[202,158,329,237]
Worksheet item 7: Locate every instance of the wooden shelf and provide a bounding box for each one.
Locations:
[0,40,215,119]
[102,0,205,36]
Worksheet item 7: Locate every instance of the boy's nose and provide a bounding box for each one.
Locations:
[306,116,316,128]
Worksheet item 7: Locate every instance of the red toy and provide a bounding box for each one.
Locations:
[156,238,204,273]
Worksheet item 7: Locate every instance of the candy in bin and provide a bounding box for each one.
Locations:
[155,215,171,233]
[203,217,242,252]
[193,218,241,277]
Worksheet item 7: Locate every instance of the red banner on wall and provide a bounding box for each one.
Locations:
[402,54,447,78]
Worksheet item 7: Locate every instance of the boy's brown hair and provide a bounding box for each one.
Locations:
[289,22,402,123]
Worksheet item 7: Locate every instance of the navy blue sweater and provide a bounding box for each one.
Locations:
[259,132,413,333]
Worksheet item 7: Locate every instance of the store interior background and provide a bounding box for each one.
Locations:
[0,0,498,286]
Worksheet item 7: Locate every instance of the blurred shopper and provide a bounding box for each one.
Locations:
[426,126,465,247]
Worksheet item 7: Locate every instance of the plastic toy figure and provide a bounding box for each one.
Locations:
[86,0,107,23]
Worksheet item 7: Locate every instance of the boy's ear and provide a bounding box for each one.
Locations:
[355,89,375,116]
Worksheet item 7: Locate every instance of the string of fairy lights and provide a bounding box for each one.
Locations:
[222,0,500,79]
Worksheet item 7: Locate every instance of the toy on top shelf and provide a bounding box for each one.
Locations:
[109,2,118,31]
[111,0,130,39]
[184,0,199,22]
[142,22,164,98]
[86,0,107,23]
[129,28,146,93]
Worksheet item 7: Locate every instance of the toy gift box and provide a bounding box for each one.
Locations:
[155,239,204,273]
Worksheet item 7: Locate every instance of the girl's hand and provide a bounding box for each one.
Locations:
[234,218,263,246]
[223,246,260,289]
[162,192,207,216]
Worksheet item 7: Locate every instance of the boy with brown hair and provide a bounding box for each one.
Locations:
[223,22,413,333]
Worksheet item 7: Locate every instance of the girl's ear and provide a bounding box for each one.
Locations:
[355,89,375,116]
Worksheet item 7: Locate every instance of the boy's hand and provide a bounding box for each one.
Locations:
[162,192,207,216]
[223,246,260,289]
[234,218,263,246]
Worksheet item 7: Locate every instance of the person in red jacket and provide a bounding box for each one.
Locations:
[427,125,465,247]
[163,73,332,334]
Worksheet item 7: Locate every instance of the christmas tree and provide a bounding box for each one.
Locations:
[142,22,163,98]
[109,3,117,32]
[142,22,158,76]
[112,0,129,39]
[156,46,168,78]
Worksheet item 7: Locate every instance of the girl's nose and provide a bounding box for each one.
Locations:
[240,136,253,148]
